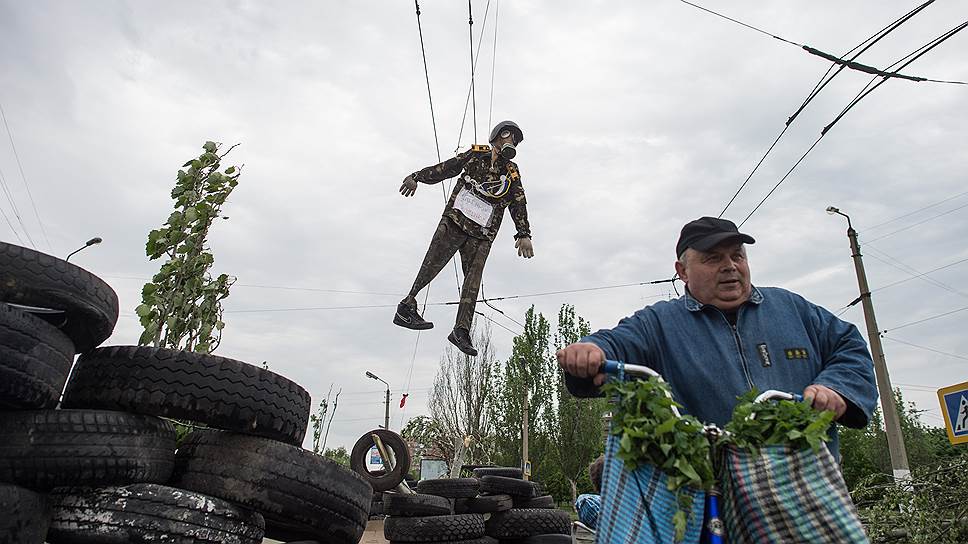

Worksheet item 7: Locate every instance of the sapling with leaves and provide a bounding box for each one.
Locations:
[137,141,241,354]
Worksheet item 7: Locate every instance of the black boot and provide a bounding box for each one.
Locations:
[447,327,478,357]
[393,300,433,330]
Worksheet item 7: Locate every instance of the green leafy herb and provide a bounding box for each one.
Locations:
[719,389,835,454]
[603,377,714,541]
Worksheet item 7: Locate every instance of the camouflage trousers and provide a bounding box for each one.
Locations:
[406,216,492,331]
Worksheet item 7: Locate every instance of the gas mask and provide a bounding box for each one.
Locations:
[498,141,517,160]
[494,128,518,160]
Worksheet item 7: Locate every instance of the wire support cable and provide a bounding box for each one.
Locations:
[487,0,500,131]
[414,1,442,164]
[869,255,968,297]
[675,0,802,47]
[454,0,494,151]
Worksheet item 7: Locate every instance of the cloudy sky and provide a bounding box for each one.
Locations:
[1,1,965,453]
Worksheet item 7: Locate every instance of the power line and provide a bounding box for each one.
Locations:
[864,189,968,231]
[863,246,968,299]
[0,101,50,250]
[864,200,968,243]
[881,303,968,334]
[883,336,968,362]
[869,255,968,296]
[487,0,499,131]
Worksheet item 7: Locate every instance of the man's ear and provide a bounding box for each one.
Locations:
[674,259,687,284]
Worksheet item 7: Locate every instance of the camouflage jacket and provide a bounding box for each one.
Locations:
[411,145,531,242]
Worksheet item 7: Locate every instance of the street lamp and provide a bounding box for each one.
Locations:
[366,371,391,430]
[65,237,102,262]
[827,205,910,481]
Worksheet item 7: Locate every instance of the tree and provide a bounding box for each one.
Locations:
[543,304,608,504]
[428,323,496,469]
[137,141,240,353]
[488,307,555,474]
[323,446,350,467]
[310,385,342,455]
[841,388,961,492]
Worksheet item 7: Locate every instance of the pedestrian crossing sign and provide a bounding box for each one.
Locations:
[938,380,968,445]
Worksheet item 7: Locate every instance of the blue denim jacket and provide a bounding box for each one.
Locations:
[565,286,877,457]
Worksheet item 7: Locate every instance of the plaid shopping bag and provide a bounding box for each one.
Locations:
[596,428,706,544]
[718,443,868,544]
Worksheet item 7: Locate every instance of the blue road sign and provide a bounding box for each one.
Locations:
[937,380,968,445]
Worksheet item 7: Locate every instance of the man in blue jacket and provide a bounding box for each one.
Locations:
[557,216,878,456]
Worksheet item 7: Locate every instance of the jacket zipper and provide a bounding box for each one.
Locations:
[729,322,755,390]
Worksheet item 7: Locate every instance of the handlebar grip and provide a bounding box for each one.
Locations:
[601,360,622,375]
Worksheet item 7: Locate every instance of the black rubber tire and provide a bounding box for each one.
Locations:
[370,501,385,516]
[415,478,480,499]
[512,494,555,509]
[384,514,485,542]
[350,429,411,492]
[502,535,572,544]
[0,483,49,544]
[389,538,497,544]
[0,242,118,353]
[384,492,452,516]
[62,345,311,445]
[0,303,74,409]
[47,483,264,544]
[171,429,371,544]
[454,494,513,514]
[0,409,175,491]
[485,509,571,539]
[479,476,534,497]
[472,467,522,479]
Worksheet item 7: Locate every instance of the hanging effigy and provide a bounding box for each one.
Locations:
[394,121,533,356]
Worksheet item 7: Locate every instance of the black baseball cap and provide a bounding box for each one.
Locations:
[676,217,755,258]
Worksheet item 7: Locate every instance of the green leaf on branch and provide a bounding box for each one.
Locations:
[203,141,217,153]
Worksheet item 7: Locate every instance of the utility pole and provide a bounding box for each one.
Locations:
[827,206,910,481]
[522,387,529,481]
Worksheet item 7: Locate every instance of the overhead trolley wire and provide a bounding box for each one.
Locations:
[0,102,49,250]
[675,0,802,48]
[822,18,968,136]
[720,0,938,218]
[739,19,968,227]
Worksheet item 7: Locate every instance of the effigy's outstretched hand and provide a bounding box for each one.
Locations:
[399,174,417,197]
[515,237,533,258]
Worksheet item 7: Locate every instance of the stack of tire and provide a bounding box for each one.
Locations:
[383,477,492,544]
[0,242,372,544]
[472,467,571,544]
[383,468,570,544]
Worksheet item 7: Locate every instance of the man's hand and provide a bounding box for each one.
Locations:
[400,174,417,197]
[556,342,607,387]
[803,384,847,419]
[515,237,534,258]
